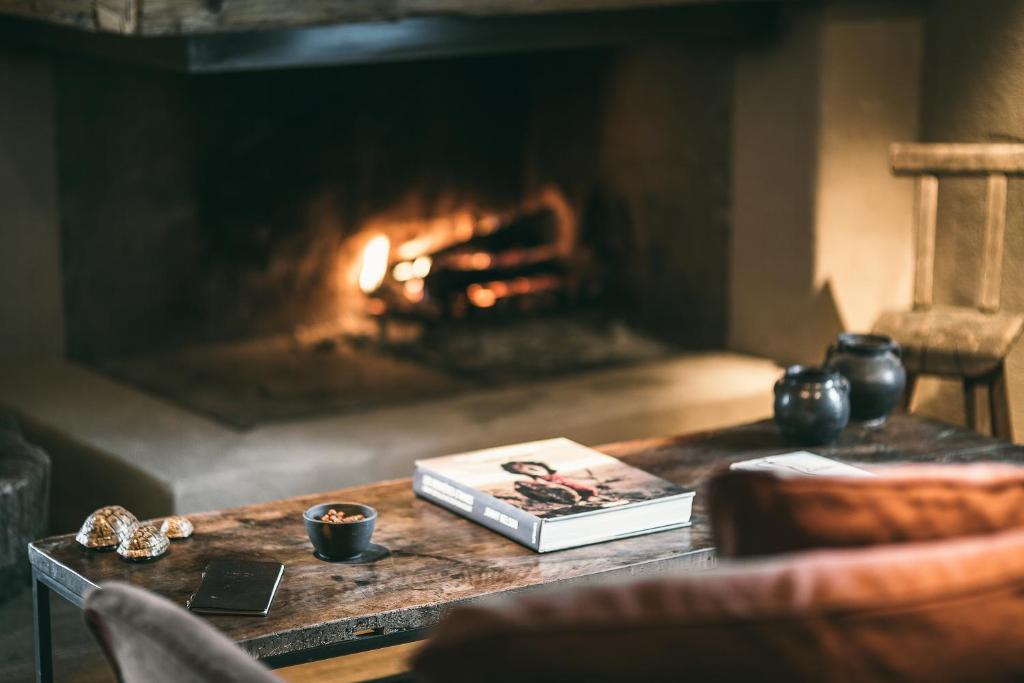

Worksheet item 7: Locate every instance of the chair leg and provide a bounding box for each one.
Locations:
[989,364,1014,442]
[963,379,981,433]
[902,373,918,412]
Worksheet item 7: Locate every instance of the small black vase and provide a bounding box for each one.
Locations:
[774,365,851,446]
[825,333,906,424]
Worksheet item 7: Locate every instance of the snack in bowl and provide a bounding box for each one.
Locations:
[320,509,366,523]
[304,502,376,560]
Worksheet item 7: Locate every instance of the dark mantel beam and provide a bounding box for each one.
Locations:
[0,0,774,36]
[0,2,781,72]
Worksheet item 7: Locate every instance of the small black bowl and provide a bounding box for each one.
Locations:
[303,503,377,560]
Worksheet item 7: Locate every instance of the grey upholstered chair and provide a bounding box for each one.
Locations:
[84,581,281,683]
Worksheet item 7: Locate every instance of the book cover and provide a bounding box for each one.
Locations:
[187,560,284,617]
[413,438,693,552]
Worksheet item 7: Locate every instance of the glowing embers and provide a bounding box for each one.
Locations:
[440,245,561,272]
[404,277,426,303]
[358,235,391,293]
[467,275,563,309]
[392,255,432,282]
[353,187,580,322]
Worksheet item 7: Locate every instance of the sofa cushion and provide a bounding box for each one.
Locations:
[412,528,1024,683]
[709,463,1024,557]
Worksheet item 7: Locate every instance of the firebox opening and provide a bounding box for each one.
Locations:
[61,46,732,429]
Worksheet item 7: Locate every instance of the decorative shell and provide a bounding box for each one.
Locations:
[116,525,170,561]
[159,516,194,539]
[75,506,140,549]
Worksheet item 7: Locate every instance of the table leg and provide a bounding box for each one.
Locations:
[33,571,54,683]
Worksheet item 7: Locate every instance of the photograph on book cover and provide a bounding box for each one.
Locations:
[429,439,685,518]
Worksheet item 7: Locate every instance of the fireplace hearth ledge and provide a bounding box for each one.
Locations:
[0,352,778,533]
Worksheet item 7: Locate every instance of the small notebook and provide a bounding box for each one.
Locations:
[187,560,284,616]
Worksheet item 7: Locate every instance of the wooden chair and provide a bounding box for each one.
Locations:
[874,143,1024,440]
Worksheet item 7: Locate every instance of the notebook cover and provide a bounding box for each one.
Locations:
[187,560,284,616]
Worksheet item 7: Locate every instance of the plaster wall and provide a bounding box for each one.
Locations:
[730,7,824,364]
[730,4,920,364]
[0,50,63,360]
[814,9,919,333]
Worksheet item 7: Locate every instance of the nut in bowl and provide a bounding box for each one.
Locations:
[304,502,377,560]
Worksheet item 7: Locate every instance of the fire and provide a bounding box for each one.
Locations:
[467,284,497,308]
[392,255,432,283]
[358,235,391,293]
[404,277,425,303]
[344,185,576,323]
[412,255,432,278]
[466,274,563,308]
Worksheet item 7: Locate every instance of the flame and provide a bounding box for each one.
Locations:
[392,261,415,282]
[358,235,391,293]
[393,255,431,283]
[466,274,563,308]
[467,284,497,308]
[404,277,425,302]
[412,255,432,278]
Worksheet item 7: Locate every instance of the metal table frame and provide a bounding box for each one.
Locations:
[30,565,433,683]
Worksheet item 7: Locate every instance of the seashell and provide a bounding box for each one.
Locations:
[159,516,194,539]
[116,525,170,561]
[75,506,139,549]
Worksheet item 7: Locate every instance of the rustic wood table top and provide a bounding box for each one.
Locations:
[28,415,1024,668]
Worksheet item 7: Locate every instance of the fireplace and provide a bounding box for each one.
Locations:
[2,2,845,527]
[49,39,742,428]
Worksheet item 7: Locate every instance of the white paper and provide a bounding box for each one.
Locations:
[730,451,875,478]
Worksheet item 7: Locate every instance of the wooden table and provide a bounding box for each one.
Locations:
[28,415,1024,683]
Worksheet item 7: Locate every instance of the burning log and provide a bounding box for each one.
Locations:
[432,204,561,256]
[365,186,582,322]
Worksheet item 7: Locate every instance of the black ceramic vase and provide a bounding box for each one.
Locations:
[773,365,851,446]
[825,333,906,424]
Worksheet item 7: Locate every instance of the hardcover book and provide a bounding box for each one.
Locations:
[413,438,694,552]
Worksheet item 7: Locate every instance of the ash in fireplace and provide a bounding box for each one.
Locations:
[385,315,670,383]
[97,316,670,430]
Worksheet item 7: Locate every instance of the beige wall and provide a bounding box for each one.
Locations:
[814,9,920,332]
[730,4,921,365]
[912,1,1024,439]
[0,50,63,360]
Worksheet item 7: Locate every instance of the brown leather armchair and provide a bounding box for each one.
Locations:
[413,464,1024,683]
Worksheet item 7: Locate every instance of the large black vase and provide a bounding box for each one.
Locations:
[825,333,906,424]
[773,365,851,446]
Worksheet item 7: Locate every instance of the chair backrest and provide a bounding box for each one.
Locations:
[890,142,1024,313]
[708,462,1024,557]
[413,527,1024,682]
[84,581,281,683]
